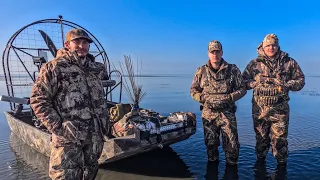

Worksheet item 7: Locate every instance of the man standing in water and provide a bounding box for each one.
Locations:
[242,34,305,166]
[190,40,247,165]
[30,28,110,179]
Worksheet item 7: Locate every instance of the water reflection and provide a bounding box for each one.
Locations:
[96,146,193,180]
[253,159,287,180]
[223,165,239,180]
[205,161,239,180]
[205,161,219,180]
[10,132,193,180]
[9,132,50,180]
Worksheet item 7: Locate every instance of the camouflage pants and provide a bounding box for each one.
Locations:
[49,132,103,180]
[202,112,239,165]
[252,104,289,163]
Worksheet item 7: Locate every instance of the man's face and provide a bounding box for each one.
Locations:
[208,50,223,63]
[65,38,90,57]
[263,44,279,57]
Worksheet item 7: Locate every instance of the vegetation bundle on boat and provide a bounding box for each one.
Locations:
[119,55,146,110]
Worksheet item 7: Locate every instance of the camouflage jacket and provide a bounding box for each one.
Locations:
[190,59,247,119]
[243,48,305,107]
[30,48,110,142]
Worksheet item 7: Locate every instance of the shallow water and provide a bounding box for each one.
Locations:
[0,76,319,180]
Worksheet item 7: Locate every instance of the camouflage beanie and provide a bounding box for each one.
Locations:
[262,34,279,49]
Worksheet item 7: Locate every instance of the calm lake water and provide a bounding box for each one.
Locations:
[0,75,319,180]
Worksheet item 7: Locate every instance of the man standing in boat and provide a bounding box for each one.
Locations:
[30,28,110,180]
[190,40,247,165]
[242,34,305,166]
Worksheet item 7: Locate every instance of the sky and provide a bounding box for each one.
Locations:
[0,0,319,75]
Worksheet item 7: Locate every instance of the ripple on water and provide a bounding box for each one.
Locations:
[0,139,10,154]
[0,133,50,180]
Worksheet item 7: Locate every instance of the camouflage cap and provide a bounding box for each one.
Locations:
[66,28,93,43]
[208,40,223,52]
[262,34,278,48]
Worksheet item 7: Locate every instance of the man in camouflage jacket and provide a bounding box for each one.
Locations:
[30,29,110,180]
[190,40,247,165]
[242,34,305,166]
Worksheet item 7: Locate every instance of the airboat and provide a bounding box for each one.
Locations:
[0,16,196,164]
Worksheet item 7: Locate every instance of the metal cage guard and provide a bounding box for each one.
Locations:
[1,16,123,111]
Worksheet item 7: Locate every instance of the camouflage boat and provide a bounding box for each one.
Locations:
[1,16,196,164]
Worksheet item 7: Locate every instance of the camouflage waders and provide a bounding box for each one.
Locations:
[243,41,305,164]
[191,59,246,165]
[252,89,290,163]
[202,112,239,164]
[50,132,103,180]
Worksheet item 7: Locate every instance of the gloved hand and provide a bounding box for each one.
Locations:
[254,73,270,84]
[267,73,283,86]
[193,93,201,102]
[193,93,205,103]
[267,74,289,93]
[270,78,282,86]
[205,94,232,110]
